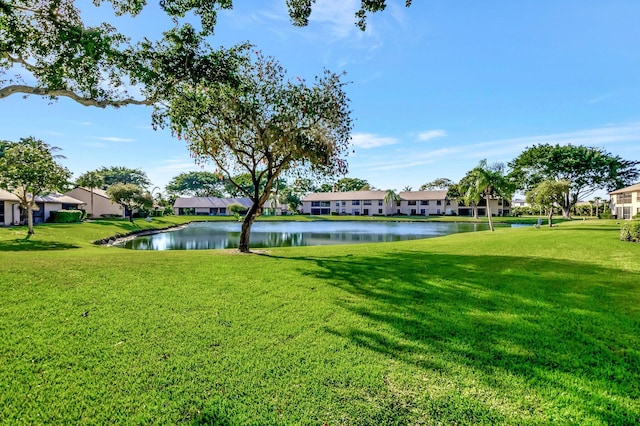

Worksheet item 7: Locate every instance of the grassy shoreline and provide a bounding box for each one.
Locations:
[1,219,638,424]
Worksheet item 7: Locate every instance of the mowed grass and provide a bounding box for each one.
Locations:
[0,218,638,424]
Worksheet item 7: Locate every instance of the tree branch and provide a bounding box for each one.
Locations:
[0,85,152,108]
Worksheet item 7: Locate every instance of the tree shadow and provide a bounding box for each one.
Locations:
[0,235,79,251]
[271,250,639,424]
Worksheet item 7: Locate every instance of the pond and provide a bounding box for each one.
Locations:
[117,220,514,250]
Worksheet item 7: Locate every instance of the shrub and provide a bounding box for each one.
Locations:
[620,221,640,242]
[48,210,83,223]
[599,211,613,219]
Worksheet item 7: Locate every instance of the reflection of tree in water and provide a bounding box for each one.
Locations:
[121,222,496,250]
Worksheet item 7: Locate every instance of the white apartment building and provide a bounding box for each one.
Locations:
[610,182,640,220]
[301,190,510,217]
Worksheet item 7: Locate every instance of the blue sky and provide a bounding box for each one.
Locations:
[3,0,640,196]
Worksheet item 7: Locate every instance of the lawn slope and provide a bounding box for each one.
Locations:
[0,219,638,424]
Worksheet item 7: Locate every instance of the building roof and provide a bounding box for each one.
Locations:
[36,194,85,204]
[302,191,389,202]
[610,182,640,195]
[399,190,449,200]
[0,189,84,205]
[0,189,20,201]
[173,197,253,209]
[73,186,112,199]
[302,190,450,202]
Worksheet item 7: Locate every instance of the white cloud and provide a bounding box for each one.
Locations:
[417,130,447,141]
[308,0,363,38]
[351,132,399,149]
[97,136,135,142]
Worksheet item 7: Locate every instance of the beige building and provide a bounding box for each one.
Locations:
[610,182,640,220]
[301,190,510,217]
[1,189,84,226]
[65,187,125,218]
[398,191,457,215]
[173,197,253,216]
[301,191,396,216]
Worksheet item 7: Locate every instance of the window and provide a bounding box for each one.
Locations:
[364,200,372,205]
[436,200,442,206]
[378,200,383,206]
[311,201,320,207]
[0,201,4,224]
[378,209,383,214]
[352,200,360,205]
[320,201,330,207]
[618,193,632,203]
[446,200,451,205]
[408,200,416,205]
[335,202,340,206]
[420,200,429,205]
[341,201,346,206]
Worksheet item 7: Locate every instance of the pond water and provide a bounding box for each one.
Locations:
[118,220,512,250]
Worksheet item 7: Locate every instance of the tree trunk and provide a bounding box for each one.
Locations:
[485,197,494,231]
[238,203,261,253]
[547,211,553,227]
[90,189,95,217]
[27,204,35,235]
[473,202,478,219]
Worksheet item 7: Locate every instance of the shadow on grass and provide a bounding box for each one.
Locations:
[0,237,79,251]
[274,250,639,424]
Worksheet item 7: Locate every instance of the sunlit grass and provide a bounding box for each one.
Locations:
[0,219,638,424]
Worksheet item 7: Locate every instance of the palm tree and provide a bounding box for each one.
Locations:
[594,196,601,217]
[460,160,515,231]
[384,189,400,215]
[76,171,104,217]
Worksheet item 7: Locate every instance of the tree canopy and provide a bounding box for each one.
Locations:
[0,136,71,233]
[163,48,352,252]
[1,0,409,107]
[106,182,153,222]
[166,171,225,198]
[526,179,570,227]
[509,144,639,219]
[90,166,151,189]
[420,178,454,191]
[317,177,370,193]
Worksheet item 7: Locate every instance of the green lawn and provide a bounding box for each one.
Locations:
[0,218,638,424]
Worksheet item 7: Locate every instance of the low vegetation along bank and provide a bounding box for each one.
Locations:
[0,218,638,424]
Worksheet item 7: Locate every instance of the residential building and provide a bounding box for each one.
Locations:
[300,190,510,216]
[65,187,125,218]
[301,191,396,216]
[398,191,456,216]
[610,182,640,220]
[173,197,253,216]
[1,189,84,226]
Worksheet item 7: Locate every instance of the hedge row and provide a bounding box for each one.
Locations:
[48,210,83,223]
[620,221,640,243]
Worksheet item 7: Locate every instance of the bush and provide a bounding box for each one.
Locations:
[48,210,83,223]
[599,211,613,219]
[620,221,640,242]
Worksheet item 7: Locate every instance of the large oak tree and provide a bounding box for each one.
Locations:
[162,48,353,252]
[1,0,408,107]
[509,144,639,219]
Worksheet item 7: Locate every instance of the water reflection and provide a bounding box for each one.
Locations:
[119,221,498,250]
